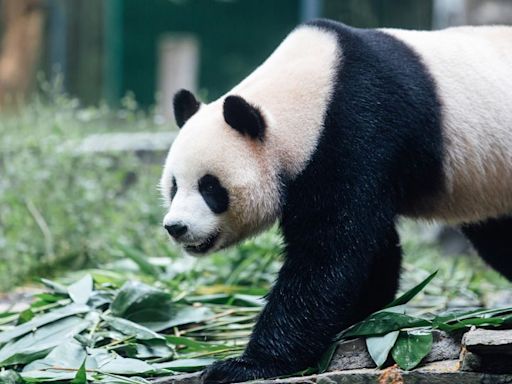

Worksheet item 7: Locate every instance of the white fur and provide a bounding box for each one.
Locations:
[160,25,340,253]
[382,26,512,223]
[229,25,340,177]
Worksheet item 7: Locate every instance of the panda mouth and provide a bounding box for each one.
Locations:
[184,232,219,254]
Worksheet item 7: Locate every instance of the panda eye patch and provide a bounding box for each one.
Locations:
[198,174,229,214]
[170,177,177,200]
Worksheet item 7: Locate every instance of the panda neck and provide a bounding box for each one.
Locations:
[228,25,341,177]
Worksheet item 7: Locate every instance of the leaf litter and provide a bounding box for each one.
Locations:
[0,274,253,382]
[1,270,512,382]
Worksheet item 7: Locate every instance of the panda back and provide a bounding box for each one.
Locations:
[384,26,512,222]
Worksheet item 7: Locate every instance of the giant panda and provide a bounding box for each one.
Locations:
[160,19,512,383]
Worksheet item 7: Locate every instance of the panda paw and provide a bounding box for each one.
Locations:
[201,357,279,384]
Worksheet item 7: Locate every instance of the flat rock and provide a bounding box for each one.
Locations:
[327,338,375,370]
[151,372,202,384]
[328,330,462,371]
[152,361,512,384]
[463,328,512,354]
[460,351,512,374]
[152,332,466,384]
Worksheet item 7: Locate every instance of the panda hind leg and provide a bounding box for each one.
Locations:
[461,216,512,281]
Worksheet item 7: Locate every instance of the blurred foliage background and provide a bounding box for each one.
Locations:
[0,0,511,299]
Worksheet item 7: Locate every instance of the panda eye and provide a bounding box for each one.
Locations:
[199,175,217,194]
[170,177,177,199]
[198,174,229,214]
[205,184,214,193]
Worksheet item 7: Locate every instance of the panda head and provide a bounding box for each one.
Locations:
[160,89,282,256]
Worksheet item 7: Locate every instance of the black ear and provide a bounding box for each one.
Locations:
[173,89,200,128]
[223,95,266,141]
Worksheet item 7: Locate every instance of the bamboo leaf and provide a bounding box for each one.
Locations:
[385,271,437,308]
[40,279,68,294]
[111,282,174,328]
[153,358,216,372]
[23,340,86,371]
[99,357,154,375]
[33,293,66,305]
[93,376,150,384]
[0,370,23,384]
[231,294,265,307]
[103,316,164,341]
[17,309,35,325]
[433,306,512,326]
[110,282,213,331]
[135,339,174,359]
[436,316,504,332]
[0,303,90,345]
[165,336,226,353]
[71,361,87,384]
[87,348,115,369]
[21,340,86,382]
[0,317,91,366]
[342,312,431,338]
[391,330,433,370]
[366,331,399,367]
[151,305,213,331]
[68,275,94,305]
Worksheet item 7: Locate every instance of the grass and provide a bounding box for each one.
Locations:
[0,88,174,291]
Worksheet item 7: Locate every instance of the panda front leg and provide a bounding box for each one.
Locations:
[202,199,401,383]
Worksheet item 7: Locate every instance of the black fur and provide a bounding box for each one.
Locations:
[198,174,230,214]
[173,89,201,128]
[170,177,177,200]
[203,19,443,383]
[462,216,512,280]
[223,95,266,141]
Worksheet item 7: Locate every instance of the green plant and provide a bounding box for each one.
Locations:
[2,270,512,383]
[318,271,512,372]
[0,273,260,383]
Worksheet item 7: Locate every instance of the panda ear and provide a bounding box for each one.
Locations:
[173,89,200,128]
[223,95,266,141]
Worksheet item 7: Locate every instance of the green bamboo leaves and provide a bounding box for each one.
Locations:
[391,330,433,370]
[338,270,512,371]
[365,329,433,370]
[0,274,253,382]
[3,267,512,382]
[0,316,91,366]
[68,275,94,305]
[339,271,437,370]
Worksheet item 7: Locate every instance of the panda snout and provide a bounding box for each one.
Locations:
[164,223,188,239]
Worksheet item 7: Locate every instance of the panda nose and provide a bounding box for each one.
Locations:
[165,223,188,239]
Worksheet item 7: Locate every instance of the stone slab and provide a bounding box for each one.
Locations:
[463,328,512,354]
[461,351,512,374]
[328,330,463,371]
[151,361,512,384]
[152,332,465,384]
[461,328,512,373]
